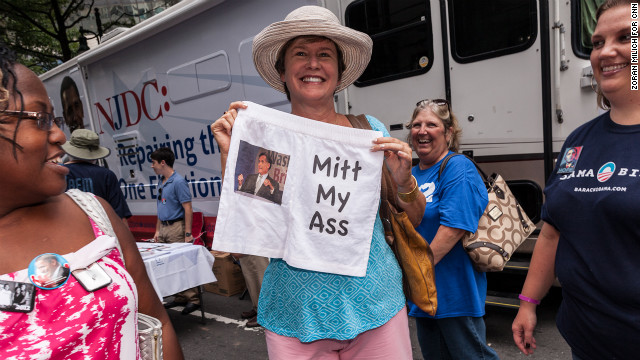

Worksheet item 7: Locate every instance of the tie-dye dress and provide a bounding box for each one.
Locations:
[0,217,139,359]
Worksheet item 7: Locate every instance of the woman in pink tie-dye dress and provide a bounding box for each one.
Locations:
[0,43,183,359]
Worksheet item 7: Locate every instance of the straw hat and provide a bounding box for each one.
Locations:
[61,129,110,160]
[252,6,373,93]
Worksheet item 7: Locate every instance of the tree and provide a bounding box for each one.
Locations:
[0,0,157,74]
[0,1,180,74]
[0,0,96,73]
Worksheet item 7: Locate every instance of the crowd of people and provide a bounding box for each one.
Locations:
[0,0,637,358]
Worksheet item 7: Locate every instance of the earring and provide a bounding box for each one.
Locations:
[590,76,600,94]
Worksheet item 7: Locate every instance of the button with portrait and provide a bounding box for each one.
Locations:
[28,253,71,290]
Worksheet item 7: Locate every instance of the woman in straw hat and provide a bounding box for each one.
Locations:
[212,5,424,359]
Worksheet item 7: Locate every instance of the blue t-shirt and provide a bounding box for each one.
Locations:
[257,116,405,342]
[542,112,640,360]
[407,152,489,318]
[65,162,132,219]
[157,171,192,221]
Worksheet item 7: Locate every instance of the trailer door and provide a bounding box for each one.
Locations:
[337,0,447,142]
[444,0,542,158]
[338,0,542,157]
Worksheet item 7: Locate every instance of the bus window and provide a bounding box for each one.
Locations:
[345,0,434,87]
[449,0,537,63]
[573,0,606,59]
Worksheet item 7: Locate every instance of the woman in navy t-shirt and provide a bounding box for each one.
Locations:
[512,1,640,359]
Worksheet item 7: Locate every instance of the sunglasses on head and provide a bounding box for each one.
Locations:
[416,99,450,110]
[0,110,64,131]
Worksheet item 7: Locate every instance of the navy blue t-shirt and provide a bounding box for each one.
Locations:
[65,162,132,219]
[542,112,640,360]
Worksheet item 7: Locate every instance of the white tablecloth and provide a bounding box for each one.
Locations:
[137,242,216,300]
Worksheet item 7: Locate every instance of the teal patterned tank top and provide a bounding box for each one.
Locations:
[256,116,405,342]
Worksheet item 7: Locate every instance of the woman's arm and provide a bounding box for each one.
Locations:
[512,222,559,355]
[100,198,184,360]
[429,157,487,263]
[428,225,467,265]
[395,175,427,227]
[211,101,248,179]
[371,137,426,226]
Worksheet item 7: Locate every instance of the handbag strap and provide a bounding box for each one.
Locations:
[439,154,530,230]
[345,114,399,211]
[346,113,371,129]
[437,153,489,183]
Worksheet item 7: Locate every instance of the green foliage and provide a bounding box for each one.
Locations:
[0,1,178,74]
[0,0,94,74]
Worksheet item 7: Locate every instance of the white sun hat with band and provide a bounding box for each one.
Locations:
[252,6,373,94]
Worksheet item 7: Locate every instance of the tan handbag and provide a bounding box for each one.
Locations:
[138,313,163,360]
[439,154,536,272]
[347,114,437,315]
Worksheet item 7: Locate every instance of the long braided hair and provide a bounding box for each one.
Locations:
[0,42,26,158]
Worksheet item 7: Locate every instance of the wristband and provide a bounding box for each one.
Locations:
[518,294,540,305]
[398,175,420,203]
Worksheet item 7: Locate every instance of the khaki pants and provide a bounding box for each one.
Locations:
[159,220,199,304]
[239,256,269,310]
[158,220,185,243]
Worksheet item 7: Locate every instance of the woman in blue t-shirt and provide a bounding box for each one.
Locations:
[406,99,498,359]
[512,1,640,359]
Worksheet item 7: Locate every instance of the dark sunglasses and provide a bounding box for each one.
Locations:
[0,110,64,131]
[416,99,450,111]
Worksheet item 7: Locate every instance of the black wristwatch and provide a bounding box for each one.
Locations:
[185,232,192,237]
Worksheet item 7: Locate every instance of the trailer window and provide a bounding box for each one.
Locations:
[345,0,434,87]
[449,0,537,63]
[572,0,606,59]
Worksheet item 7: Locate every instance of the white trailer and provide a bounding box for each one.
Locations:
[41,0,603,304]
